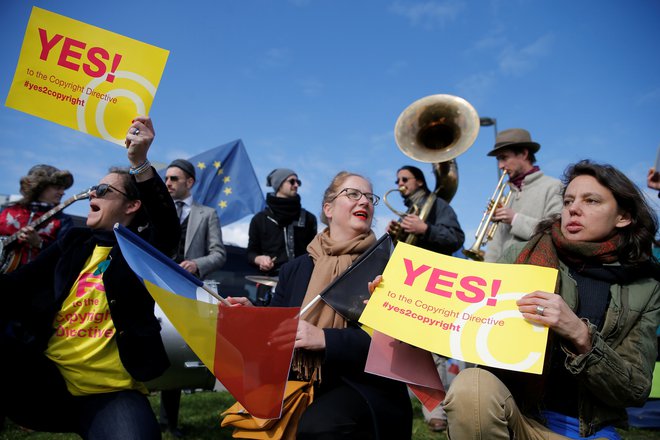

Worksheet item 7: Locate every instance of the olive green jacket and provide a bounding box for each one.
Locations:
[501,243,660,437]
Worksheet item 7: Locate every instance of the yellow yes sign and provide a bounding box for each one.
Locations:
[359,242,558,374]
[5,7,169,145]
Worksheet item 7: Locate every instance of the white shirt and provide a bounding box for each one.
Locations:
[174,195,193,224]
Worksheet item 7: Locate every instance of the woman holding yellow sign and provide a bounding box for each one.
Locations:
[444,160,660,439]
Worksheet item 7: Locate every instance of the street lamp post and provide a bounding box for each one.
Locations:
[479,117,498,137]
[480,117,499,177]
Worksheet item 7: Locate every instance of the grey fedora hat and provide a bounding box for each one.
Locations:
[486,128,540,156]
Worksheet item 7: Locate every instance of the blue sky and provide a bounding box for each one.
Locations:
[1,0,659,248]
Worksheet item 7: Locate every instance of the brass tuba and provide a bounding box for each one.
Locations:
[384,94,480,245]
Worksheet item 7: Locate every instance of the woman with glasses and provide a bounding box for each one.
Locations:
[230,171,412,439]
[0,116,180,439]
[443,160,660,439]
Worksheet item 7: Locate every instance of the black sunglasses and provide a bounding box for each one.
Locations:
[286,178,302,186]
[395,176,412,185]
[90,183,130,199]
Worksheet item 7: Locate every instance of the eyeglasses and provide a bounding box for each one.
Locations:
[286,178,302,186]
[331,188,380,206]
[165,175,180,182]
[90,183,130,199]
[395,176,413,185]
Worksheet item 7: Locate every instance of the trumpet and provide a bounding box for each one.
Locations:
[462,171,511,261]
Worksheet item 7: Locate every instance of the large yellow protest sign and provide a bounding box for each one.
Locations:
[5,7,169,145]
[359,242,558,374]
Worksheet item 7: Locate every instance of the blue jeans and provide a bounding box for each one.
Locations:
[1,340,160,439]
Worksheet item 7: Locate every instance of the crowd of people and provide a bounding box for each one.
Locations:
[1,121,659,439]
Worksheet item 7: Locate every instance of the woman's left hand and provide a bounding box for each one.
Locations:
[295,320,326,351]
[517,290,592,354]
[125,116,155,181]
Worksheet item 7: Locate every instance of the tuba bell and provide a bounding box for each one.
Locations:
[384,94,480,245]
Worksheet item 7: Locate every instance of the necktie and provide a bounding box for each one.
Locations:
[175,201,185,222]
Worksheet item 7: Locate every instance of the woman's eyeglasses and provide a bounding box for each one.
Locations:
[287,178,302,186]
[331,188,380,206]
[395,176,411,185]
[90,183,130,199]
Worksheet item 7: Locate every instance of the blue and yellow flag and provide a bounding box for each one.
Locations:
[114,224,298,419]
[162,140,265,226]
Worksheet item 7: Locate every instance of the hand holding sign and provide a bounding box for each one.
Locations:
[516,290,592,354]
[359,242,558,374]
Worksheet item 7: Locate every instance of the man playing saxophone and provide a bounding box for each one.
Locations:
[484,128,563,263]
[386,164,465,432]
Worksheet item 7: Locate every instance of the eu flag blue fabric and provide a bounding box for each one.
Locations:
[161,139,265,227]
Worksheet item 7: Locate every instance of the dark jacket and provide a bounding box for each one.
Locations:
[247,207,317,273]
[0,173,180,382]
[404,191,464,255]
[501,242,660,437]
[271,255,413,439]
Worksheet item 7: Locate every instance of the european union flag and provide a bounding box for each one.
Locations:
[163,140,265,226]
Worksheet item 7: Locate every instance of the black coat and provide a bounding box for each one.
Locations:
[272,255,413,440]
[246,207,317,273]
[0,174,180,382]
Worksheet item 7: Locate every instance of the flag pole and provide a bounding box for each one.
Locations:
[298,294,321,317]
[201,283,233,306]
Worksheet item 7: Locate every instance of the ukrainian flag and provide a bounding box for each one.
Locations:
[114,224,298,419]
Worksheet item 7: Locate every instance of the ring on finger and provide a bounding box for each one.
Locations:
[535,305,545,316]
[133,128,140,136]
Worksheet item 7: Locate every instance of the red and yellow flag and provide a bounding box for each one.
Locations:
[114,224,298,419]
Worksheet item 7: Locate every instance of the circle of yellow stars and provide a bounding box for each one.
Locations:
[197,160,233,209]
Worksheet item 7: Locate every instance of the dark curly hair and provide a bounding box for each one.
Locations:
[18,164,73,204]
[538,160,657,264]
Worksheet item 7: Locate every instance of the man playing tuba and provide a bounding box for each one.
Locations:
[386,164,465,432]
[387,165,464,255]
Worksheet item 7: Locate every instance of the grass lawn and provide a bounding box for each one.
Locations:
[1,390,658,439]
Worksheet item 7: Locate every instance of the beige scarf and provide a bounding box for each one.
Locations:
[292,228,376,380]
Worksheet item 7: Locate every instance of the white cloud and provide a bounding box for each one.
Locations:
[299,77,324,97]
[389,0,463,29]
[222,220,251,247]
[457,72,496,100]
[635,87,660,106]
[261,47,292,69]
[385,60,409,76]
[498,33,554,76]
